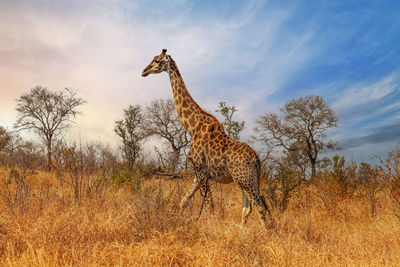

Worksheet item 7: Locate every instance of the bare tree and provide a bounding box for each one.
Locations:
[215,101,245,140]
[0,126,11,152]
[2,140,43,209]
[14,86,86,170]
[114,105,143,172]
[141,98,190,173]
[54,140,118,201]
[0,130,19,166]
[254,95,338,179]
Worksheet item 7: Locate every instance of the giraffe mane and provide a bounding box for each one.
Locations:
[168,55,222,128]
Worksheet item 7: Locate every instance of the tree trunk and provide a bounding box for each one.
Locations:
[170,147,180,174]
[47,140,52,171]
[310,158,316,183]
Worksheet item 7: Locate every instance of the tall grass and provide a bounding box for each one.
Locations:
[0,167,400,266]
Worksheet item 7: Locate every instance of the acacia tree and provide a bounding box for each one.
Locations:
[114,105,143,172]
[14,86,86,170]
[254,95,338,179]
[141,98,190,173]
[215,101,245,140]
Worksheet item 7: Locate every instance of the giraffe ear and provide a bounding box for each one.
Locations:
[162,49,167,54]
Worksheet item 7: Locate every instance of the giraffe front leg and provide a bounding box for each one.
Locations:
[180,177,201,215]
[196,169,214,217]
[208,188,214,213]
[200,184,214,213]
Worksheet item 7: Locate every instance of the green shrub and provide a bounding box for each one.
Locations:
[110,169,142,192]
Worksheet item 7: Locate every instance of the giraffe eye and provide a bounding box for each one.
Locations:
[155,60,160,64]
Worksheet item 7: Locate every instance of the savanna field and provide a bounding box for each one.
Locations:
[1,163,400,267]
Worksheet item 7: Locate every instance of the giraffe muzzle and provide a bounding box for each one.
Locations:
[142,65,152,77]
[142,69,150,77]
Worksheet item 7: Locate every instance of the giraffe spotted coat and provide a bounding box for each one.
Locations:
[142,49,272,226]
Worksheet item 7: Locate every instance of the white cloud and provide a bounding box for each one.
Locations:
[332,72,400,121]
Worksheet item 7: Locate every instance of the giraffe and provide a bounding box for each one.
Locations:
[142,49,273,226]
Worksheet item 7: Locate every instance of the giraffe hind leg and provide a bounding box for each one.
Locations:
[241,189,252,226]
[231,166,270,227]
[241,188,270,227]
[259,194,273,221]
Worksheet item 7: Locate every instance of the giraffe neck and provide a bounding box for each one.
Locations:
[167,61,215,137]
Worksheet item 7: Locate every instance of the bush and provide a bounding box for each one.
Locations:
[264,164,301,213]
[378,148,400,219]
[330,155,358,194]
[135,158,158,178]
[1,168,31,210]
[110,169,142,192]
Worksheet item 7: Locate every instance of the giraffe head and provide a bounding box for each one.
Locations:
[142,49,171,77]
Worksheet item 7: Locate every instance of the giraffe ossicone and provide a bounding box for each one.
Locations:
[142,49,273,226]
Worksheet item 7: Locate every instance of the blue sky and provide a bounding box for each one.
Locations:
[0,0,399,162]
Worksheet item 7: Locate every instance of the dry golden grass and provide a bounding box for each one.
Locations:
[1,167,400,266]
